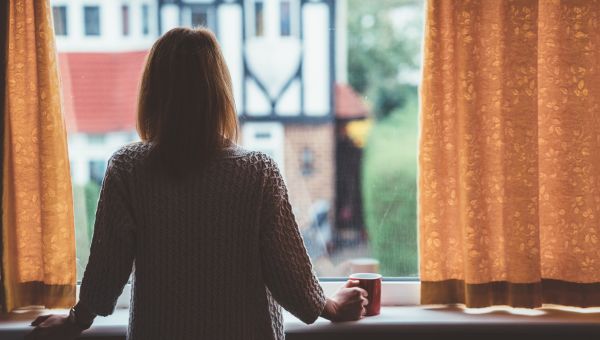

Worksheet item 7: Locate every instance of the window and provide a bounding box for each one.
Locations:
[301,147,314,176]
[121,5,130,36]
[241,123,284,172]
[254,0,264,36]
[84,6,101,36]
[89,160,106,185]
[191,6,208,27]
[280,0,291,36]
[141,4,150,35]
[52,6,68,36]
[57,0,145,279]
[88,134,105,145]
[54,0,424,284]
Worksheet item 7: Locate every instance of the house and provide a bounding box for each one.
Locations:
[52,0,369,257]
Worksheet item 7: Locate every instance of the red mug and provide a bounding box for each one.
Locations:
[349,273,382,316]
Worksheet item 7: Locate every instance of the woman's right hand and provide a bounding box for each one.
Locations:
[321,280,369,322]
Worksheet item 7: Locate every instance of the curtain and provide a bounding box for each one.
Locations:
[420,0,600,308]
[2,0,75,312]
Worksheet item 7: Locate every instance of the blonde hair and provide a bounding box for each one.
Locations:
[137,27,238,176]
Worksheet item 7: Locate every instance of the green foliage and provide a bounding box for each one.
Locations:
[348,0,423,276]
[73,181,101,279]
[347,0,423,118]
[362,100,419,276]
[84,181,101,242]
[349,0,423,276]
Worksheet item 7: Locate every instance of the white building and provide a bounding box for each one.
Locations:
[53,0,362,241]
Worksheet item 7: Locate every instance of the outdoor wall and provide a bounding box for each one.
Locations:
[283,122,335,231]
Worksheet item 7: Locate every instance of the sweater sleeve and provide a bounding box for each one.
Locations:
[258,155,327,324]
[79,154,136,316]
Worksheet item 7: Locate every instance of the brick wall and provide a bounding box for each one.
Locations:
[283,122,335,231]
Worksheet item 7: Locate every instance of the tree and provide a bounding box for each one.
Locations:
[347,0,423,118]
[347,0,424,275]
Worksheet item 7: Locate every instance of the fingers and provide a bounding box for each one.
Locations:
[31,314,52,326]
[344,279,360,288]
[357,287,368,298]
[361,296,369,307]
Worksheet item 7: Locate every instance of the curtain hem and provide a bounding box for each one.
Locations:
[7,282,75,311]
[422,279,600,308]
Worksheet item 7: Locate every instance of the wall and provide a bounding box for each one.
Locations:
[283,122,335,231]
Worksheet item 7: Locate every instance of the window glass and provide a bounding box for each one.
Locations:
[122,5,130,36]
[254,0,264,36]
[52,6,68,36]
[54,0,424,279]
[280,0,291,36]
[191,6,208,27]
[89,160,106,186]
[301,147,314,176]
[88,134,106,145]
[142,4,150,35]
[84,6,101,36]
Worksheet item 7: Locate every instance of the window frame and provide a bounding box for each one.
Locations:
[254,0,265,37]
[182,4,216,29]
[121,4,130,36]
[65,0,421,311]
[83,5,101,37]
[245,0,300,38]
[52,5,68,36]
[141,4,150,36]
[279,0,295,37]
[101,279,421,309]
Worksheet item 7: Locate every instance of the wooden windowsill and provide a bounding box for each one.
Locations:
[1,305,599,340]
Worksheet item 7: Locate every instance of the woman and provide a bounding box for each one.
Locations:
[27,28,368,339]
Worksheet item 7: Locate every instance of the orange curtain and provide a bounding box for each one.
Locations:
[2,0,75,312]
[420,0,600,308]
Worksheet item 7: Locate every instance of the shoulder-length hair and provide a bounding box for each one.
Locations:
[137,27,238,177]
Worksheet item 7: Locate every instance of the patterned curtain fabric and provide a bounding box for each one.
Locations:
[420,0,600,308]
[2,0,75,312]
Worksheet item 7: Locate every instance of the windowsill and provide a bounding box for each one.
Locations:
[1,306,600,339]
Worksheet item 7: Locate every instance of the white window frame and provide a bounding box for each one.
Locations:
[84,280,420,310]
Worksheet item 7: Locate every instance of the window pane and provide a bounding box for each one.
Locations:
[142,4,150,35]
[53,0,423,279]
[191,6,208,27]
[254,1,264,36]
[84,6,100,36]
[280,0,291,36]
[89,160,106,185]
[122,5,130,36]
[52,6,67,36]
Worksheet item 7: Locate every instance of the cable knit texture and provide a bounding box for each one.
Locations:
[79,142,326,340]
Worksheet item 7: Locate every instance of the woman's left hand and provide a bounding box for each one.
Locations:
[25,314,83,340]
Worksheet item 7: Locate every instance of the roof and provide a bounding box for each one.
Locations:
[58,51,148,133]
[335,83,370,120]
[58,51,368,132]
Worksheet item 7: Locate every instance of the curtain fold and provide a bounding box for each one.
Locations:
[420,0,600,308]
[2,0,75,312]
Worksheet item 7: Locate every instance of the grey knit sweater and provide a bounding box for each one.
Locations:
[79,142,327,340]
